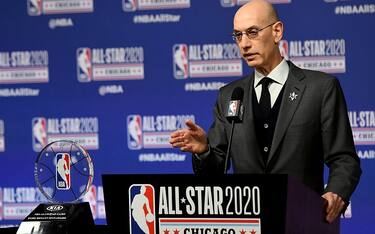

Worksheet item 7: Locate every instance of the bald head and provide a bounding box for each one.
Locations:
[234,0,279,28]
[232,0,284,75]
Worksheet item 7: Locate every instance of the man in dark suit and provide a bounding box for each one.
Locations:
[170,0,361,223]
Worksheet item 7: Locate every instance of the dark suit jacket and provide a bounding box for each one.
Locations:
[193,61,361,202]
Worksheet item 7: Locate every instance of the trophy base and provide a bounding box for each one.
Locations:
[16,202,94,234]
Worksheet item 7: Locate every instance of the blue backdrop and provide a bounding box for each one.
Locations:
[0,0,374,233]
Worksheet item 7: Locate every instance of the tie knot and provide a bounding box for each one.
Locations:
[259,77,273,88]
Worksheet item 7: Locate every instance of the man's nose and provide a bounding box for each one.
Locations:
[238,35,252,50]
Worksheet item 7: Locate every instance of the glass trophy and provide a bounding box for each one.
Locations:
[17,140,95,234]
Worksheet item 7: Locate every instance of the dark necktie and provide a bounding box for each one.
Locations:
[259,77,273,116]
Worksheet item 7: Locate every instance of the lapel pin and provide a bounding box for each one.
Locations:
[289,92,298,101]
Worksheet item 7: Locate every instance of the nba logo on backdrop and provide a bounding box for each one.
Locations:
[56,153,71,190]
[77,47,93,82]
[129,184,155,234]
[32,117,47,151]
[173,44,189,79]
[127,115,143,150]
[279,40,289,60]
[123,0,137,11]
[27,0,42,15]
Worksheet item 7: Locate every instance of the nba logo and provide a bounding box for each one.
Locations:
[279,40,289,60]
[123,0,137,12]
[56,153,71,190]
[27,0,42,16]
[129,184,155,234]
[173,44,189,79]
[77,47,93,82]
[127,115,142,150]
[227,100,239,117]
[32,117,47,152]
[221,0,236,7]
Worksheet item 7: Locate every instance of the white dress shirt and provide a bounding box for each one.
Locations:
[254,59,290,107]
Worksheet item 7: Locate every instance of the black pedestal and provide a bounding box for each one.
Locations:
[16,202,94,234]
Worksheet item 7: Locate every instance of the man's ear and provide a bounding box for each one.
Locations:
[273,21,284,44]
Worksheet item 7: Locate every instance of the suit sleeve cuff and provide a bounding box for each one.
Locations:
[194,145,210,161]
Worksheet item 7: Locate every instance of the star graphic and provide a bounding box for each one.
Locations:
[240,229,246,234]
[164,229,170,234]
[173,229,180,234]
[289,92,298,101]
[181,197,186,203]
[250,229,256,234]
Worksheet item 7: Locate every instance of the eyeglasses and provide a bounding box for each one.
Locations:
[232,22,277,42]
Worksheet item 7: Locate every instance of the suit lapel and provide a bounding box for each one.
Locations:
[268,63,306,163]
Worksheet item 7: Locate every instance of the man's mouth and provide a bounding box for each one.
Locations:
[243,53,257,60]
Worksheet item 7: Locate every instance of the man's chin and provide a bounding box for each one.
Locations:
[246,60,258,68]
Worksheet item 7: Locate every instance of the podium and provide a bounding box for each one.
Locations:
[102,174,339,234]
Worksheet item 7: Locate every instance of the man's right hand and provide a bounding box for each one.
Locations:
[169,119,208,154]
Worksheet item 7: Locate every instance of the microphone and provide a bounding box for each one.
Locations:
[226,87,244,123]
[224,87,244,174]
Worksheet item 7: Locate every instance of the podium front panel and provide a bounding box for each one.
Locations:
[103,174,291,234]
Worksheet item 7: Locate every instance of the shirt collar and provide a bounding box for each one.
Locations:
[254,59,289,87]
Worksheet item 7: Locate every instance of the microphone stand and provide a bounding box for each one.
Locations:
[224,119,235,174]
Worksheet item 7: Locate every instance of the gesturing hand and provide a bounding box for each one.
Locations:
[170,119,208,154]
